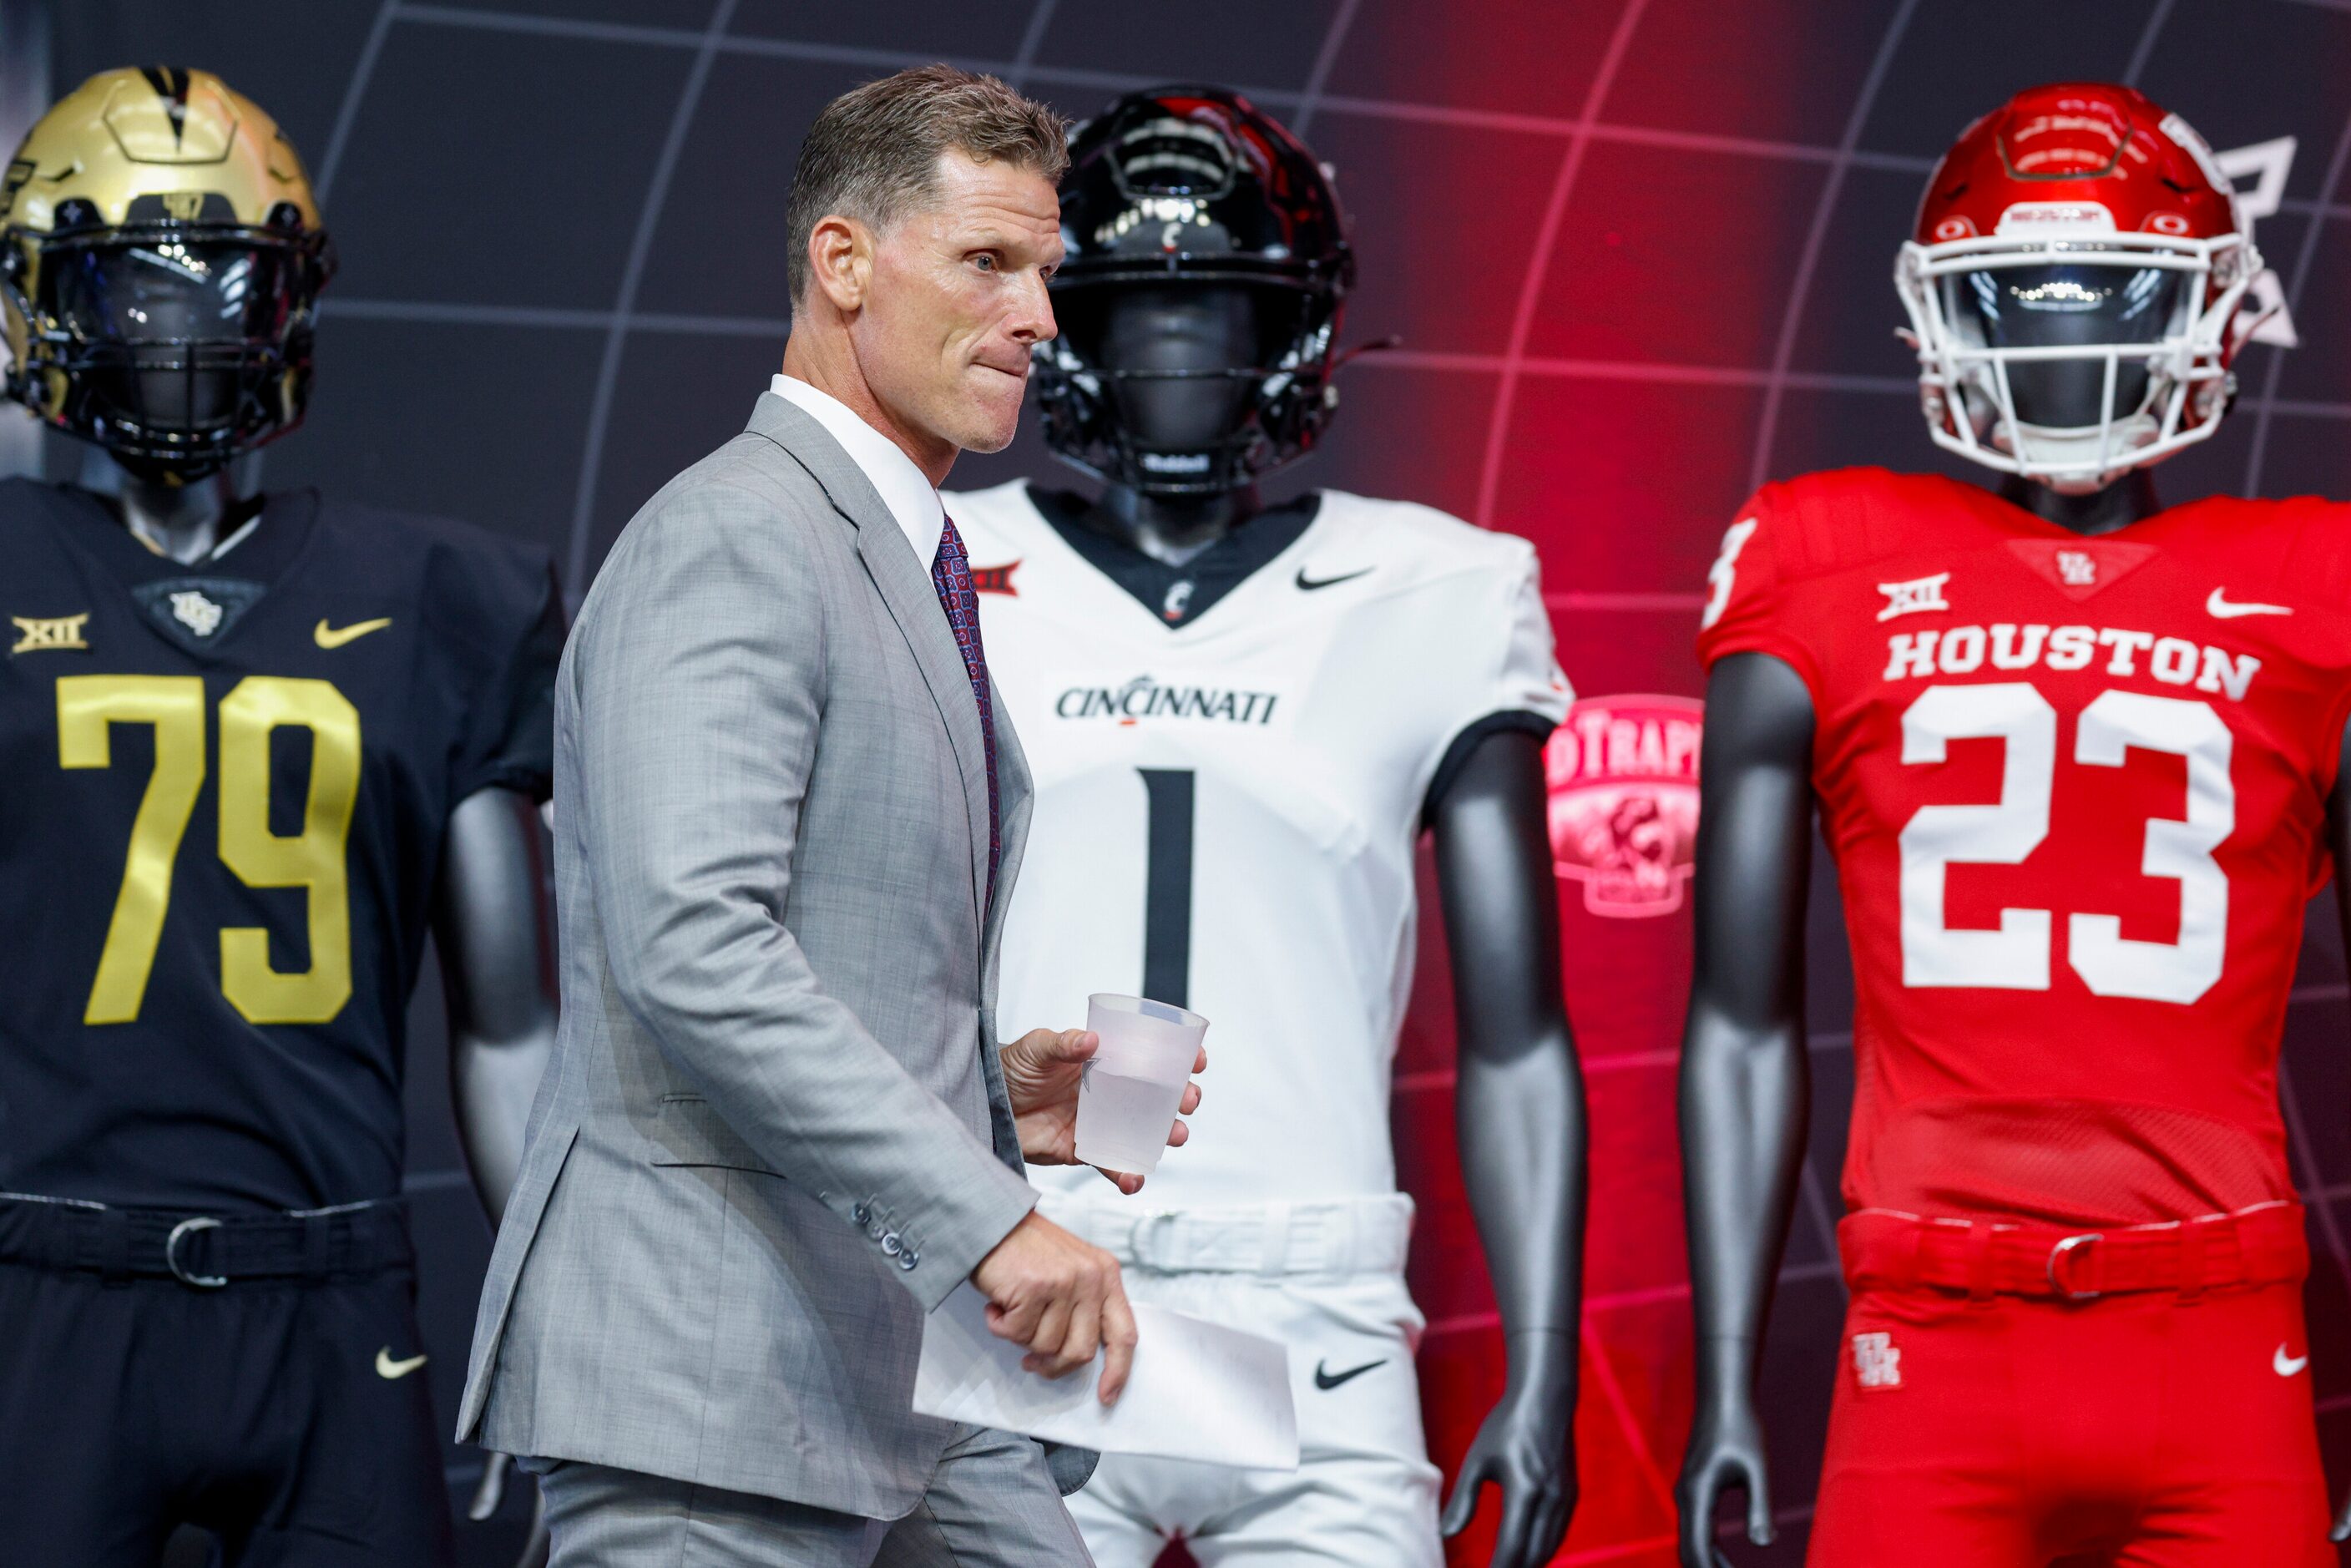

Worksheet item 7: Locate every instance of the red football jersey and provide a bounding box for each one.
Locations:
[1697,468,2351,1227]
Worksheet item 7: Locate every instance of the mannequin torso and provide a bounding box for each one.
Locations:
[67,444,556,1226]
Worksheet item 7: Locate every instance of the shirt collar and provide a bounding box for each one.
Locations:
[768,373,946,566]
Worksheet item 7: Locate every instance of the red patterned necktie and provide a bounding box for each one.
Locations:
[930,515,1001,911]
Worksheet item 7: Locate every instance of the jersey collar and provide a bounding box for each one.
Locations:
[38,482,318,588]
[1024,484,1322,630]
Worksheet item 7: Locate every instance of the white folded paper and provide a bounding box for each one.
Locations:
[914,1282,1298,1471]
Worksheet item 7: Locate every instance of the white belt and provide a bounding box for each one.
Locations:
[1038,1192,1415,1277]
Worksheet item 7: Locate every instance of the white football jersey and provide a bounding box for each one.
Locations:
[948,482,1572,1206]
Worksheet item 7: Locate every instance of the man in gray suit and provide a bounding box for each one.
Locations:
[458,66,1202,1565]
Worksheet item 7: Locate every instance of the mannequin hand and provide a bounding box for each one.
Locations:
[1676,1396,1772,1567]
[1439,1367,1577,1568]
[1000,1027,1204,1193]
[2332,1483,2351,1541]
[469,1450,513,1520]
[1429,1335,1580,1568]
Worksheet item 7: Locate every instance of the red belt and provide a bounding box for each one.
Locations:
[1838,1202,2308,1302]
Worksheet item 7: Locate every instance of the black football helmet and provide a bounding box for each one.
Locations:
[1035,87,1354,495]
[0,68,335,481]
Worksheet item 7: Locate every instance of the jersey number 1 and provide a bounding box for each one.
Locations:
[1140,768,1195,1009]
[1898,682,2232,1004]
[59,674,361,1026]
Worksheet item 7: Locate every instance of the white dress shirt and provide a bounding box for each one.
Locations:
[768,373,946,568]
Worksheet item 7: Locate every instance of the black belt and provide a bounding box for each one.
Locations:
[0,1191,413,1288]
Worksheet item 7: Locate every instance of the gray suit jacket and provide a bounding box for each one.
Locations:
[458,394,1075,1515]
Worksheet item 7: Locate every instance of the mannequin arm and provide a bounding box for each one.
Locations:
[1428,727,1586,1568]
[432,787,558,1232]
[1675,653,1816,1567]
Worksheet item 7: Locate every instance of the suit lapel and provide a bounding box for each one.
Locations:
[744,394,993,928]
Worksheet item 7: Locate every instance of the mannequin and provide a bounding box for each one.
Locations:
[1068,282,1587,1566]
[1665,72,2351,1563]
[1676,456,2351,1563]
[81,449,559,1562]
[0,65,559,1567]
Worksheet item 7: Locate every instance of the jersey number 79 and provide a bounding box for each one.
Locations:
[58,674,361,1027]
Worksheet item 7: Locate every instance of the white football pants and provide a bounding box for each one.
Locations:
[1040,1194,1442,1568]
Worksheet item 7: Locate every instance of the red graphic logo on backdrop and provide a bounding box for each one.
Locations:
[970,560,1020,596]
[1545,694,1702,918]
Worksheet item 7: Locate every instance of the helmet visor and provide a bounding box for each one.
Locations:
[46,235,298,344]
[38,235,301,436]
[1946,261,2185,428]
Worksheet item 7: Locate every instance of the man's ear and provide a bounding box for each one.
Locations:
[806,214,872,313]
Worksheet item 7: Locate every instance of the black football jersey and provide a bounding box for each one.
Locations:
[0,481,561,1211]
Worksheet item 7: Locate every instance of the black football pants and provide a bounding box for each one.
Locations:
[0,1257,453,1565]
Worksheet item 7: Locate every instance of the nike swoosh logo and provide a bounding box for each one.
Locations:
[2207,589,2292,620]
[315,617,392,649]
[375,1348,428,1379]
[1312,1357,1386,1390]
[2276,1344,2309,1378]
[1296,567,1373,592]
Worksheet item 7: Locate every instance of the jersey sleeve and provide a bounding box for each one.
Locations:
[1425,541,1574,815]
[452,551,565,804]
[1694,488,1818,691]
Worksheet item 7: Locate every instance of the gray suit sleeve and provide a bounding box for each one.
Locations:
[571,478,1035,1308]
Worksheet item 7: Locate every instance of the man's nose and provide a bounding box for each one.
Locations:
[1008,271,1057,344]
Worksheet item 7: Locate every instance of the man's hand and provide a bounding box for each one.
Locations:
[1000,1026,1205,1195]
[972,1208,1140,1402]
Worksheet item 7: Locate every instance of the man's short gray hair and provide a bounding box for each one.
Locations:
[786,64,1069,302]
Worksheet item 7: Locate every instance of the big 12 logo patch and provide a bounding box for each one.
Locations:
[1545,694,1701,918]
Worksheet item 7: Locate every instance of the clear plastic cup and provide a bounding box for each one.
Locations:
[1074,992,1208,1176]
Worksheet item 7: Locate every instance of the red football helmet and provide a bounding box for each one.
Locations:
[1895,83,2264,492]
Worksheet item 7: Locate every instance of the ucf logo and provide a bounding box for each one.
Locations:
[160,190,207,220]
[10,613,90,654]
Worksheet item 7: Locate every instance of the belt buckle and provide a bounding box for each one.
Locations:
[2046,1232,2103,1301]
[165,1216,229,1289]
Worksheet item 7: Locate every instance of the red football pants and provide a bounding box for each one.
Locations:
[1807,1282,2332,1567]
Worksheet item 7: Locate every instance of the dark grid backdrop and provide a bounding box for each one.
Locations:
[43,3,2351,1564]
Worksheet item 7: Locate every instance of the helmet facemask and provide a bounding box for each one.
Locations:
[1039,280,1330,495]
[1899,227,2248,493]
[6,203,331,482]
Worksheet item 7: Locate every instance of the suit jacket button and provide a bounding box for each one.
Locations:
[898,1250,919,1271]
[881,1232,902,1256]
[852,1203,872,1227]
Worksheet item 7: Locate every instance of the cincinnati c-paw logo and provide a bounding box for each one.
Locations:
[1545,694,1701,919]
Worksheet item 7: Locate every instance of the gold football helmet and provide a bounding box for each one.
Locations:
[0,67,334,478]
